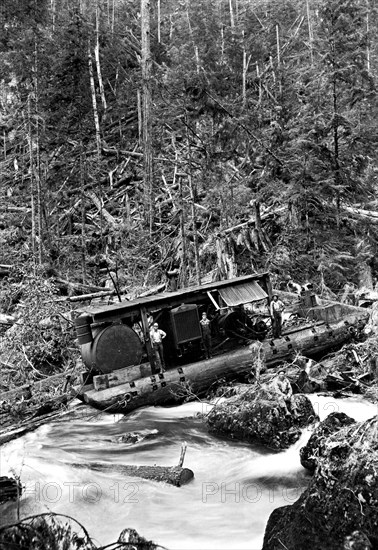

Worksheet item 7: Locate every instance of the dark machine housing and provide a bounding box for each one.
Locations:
[74,272,272,375]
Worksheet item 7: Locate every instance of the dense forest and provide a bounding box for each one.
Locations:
[1,4,378,547]
[1,0,378,294]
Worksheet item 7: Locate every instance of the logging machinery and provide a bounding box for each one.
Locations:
[74,273,272,375]
[72,272,369,414]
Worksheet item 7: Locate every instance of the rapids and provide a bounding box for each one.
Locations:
[1,395,376,549]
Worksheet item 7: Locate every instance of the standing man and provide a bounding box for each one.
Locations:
[200,312,212,359]
[270,294,285,338]
[150,322,167,372]
[166,262,180,291]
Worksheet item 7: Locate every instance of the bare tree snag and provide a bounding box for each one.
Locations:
[95,5,107,113]
[141,0,154,232]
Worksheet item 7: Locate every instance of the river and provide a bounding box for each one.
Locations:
[1,394,376,549]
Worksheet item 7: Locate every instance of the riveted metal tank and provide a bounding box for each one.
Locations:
[81,323,143,373]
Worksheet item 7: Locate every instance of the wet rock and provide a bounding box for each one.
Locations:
[118,527,163,548]
[300,411,356,472]
[295,369,325,393]
[206,387,316,450]
[343,530,373,550]
[0,476,22,504]
[262,416,378,550]
[113,429,159,444]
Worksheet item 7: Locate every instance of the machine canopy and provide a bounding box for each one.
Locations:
[218,281,268,307]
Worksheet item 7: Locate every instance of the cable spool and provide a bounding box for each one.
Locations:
[74,315,93,345]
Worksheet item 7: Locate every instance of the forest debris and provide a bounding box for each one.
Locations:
[86,190,119,228]
[0,313,16,325]
[53,289,116,303]
[342,205,378,223]
[53,277,106,295]
[0,408,69,445]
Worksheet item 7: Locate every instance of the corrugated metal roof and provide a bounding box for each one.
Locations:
[79,273,270,321]
[218,281,267,306]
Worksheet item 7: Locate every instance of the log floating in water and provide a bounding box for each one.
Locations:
[72,462,194,486]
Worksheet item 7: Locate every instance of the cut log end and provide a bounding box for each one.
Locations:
[177,467,194,486]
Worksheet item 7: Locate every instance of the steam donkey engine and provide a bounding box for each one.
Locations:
[75,302,268,374]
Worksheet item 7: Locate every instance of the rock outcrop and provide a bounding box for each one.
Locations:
[263,416,378,550]
[206,386,316,450]
[300,411,356,472]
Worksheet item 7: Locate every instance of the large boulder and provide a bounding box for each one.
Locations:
[262,416,378,550]
[206,386,316,450]
[300,411,356,472]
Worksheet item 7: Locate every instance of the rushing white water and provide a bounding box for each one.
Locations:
[1,395,376,550]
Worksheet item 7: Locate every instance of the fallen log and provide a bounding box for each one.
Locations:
[78,312,367,414]
[0,313,15,325]
[342,205,378,223]
[0,264,13,277]
[53,277,106,295]
[72,462,194,486]
[0,205,31,213]
[53,289,116,303]
[0,372,70,402]
[0,409,67,445]
[86,191,119,229]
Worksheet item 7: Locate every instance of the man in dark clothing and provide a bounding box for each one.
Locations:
[200,312,212,359]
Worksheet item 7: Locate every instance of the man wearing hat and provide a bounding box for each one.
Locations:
[272,369,299,418]
[270,294,285,338]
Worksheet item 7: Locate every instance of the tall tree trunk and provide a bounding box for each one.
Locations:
[95,5,107,113]
[332,75,341,226]
[80,143,87,284]
[34,36,43,265]
[88,38,103,242]
[178,173,187,288]
[366,0,370,72]
[229,0,235,28]
[141,0,154,233]
[186,0,200,73]
[242,33,251,109]
[50,0,56,31]
[306,0,313,65]
[88,41,102,160]
[157,0,161,43]
[185,118,201,285]
[27,97,37,274]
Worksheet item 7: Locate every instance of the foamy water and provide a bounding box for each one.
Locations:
[1,396,376,549]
